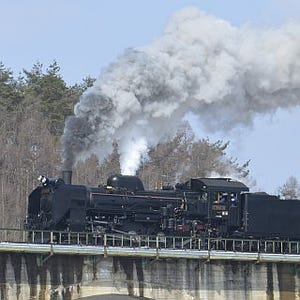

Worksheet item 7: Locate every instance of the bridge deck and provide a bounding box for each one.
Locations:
[1,228,300,262]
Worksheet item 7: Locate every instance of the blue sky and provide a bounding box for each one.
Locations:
[1,0,300,193]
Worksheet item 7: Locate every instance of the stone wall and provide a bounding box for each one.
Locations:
[0,252,299,300]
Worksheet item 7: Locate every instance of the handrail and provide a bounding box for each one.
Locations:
[0,228,300,255]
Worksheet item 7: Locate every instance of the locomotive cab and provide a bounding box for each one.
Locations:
[184,178,249,235]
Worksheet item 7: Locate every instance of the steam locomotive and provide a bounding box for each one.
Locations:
[26,171,300,239]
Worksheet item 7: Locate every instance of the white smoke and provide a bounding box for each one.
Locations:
[61,7,300,174]
[120,136,148,175]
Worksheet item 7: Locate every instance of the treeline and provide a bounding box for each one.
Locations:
[0,61,251,228]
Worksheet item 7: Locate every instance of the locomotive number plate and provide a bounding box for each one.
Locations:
[212,204,226,211]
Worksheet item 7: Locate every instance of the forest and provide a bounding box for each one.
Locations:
[0,61,297,229]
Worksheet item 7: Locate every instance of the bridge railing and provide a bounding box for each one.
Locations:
[0,228,300,255]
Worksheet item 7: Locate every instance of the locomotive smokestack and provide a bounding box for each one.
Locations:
[62,170,72,185]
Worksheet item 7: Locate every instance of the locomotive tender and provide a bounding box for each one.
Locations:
[26,171,300,239]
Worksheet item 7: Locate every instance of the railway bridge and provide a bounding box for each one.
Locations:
[0,228,300,300]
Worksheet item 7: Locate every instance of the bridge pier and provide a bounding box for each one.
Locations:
[0,252,299,299]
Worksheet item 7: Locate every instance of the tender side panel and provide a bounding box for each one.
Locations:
[242,193,300,238]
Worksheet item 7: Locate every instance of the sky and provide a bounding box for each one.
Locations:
[1,0,300,194]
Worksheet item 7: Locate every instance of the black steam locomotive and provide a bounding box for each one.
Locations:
[26,171,300,239]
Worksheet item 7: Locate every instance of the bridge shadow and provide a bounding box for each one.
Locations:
[78,295,153,300]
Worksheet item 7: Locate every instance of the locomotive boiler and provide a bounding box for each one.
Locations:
[26,171,300,239]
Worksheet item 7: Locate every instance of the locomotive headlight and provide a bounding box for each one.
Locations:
[38,175,48,186]
[222,211,228,216]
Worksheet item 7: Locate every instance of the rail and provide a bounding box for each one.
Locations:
[0,227,300,256]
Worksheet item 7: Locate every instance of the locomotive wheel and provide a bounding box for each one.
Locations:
[121,222,146,235]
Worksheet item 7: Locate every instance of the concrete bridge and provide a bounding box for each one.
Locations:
[0,229,300,300]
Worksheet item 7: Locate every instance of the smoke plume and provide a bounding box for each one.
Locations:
[61,7,300,174]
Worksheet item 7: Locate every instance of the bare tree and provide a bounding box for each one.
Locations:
[138,123,249,189]
[278,176,300,199]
